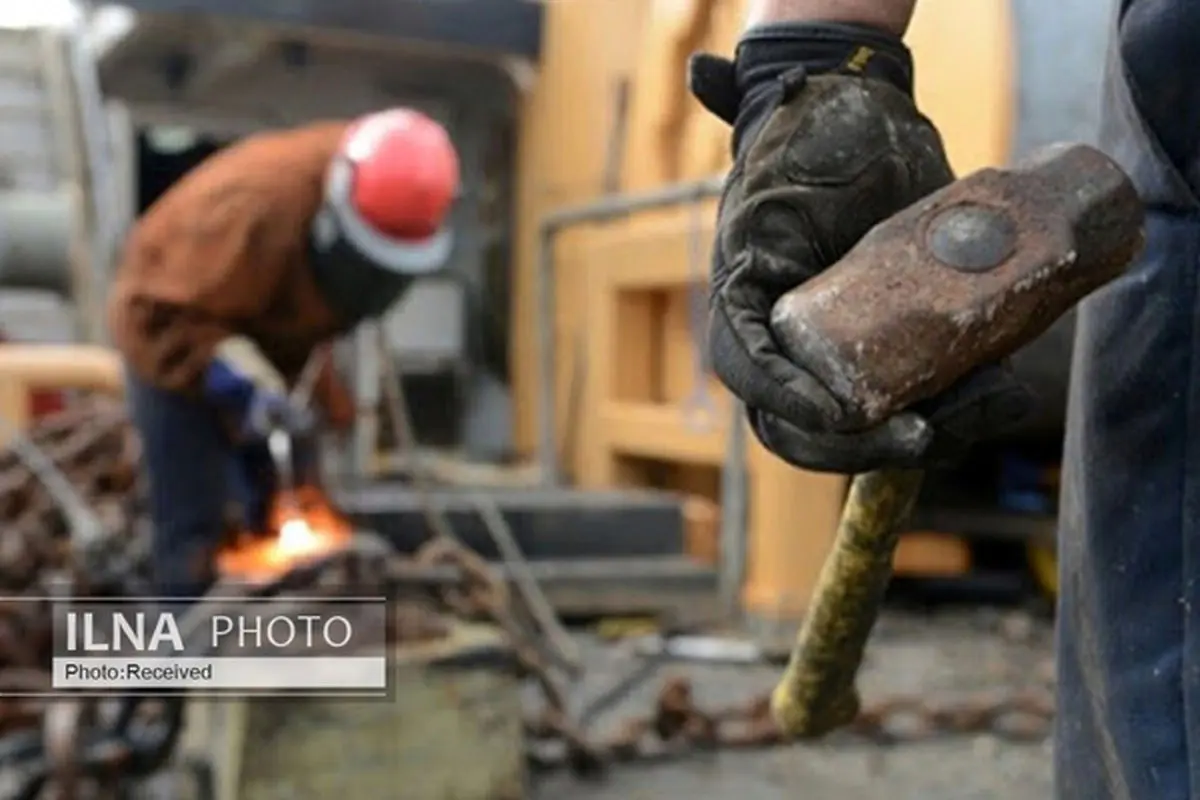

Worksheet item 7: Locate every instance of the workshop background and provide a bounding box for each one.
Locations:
[0,0,1116,798]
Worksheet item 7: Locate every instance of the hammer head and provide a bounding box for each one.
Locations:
[769,143,1144,430]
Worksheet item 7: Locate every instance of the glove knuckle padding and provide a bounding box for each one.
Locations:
[718,190,824,288]
[727,77,953,283]
[752,78,902,184]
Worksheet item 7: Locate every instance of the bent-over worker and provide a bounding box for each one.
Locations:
[108,109,460,598]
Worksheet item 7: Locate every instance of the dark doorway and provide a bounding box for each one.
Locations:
[135,128,230,212]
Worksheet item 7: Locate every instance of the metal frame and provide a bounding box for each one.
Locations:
[391,556,720,624]
[531,176,749,616]
[97,0,545,61]
[534,176,726,487]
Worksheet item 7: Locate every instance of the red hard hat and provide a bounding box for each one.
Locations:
[337,108,459,240]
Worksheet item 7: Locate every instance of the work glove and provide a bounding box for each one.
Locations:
[205,360,319,532]
[202,360,313,443]
[689,22,1033,474]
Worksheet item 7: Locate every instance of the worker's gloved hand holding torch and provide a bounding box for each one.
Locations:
[203,358,315,531]
[689,22,1033,474]
[202,360,312,442]
[245,389,315,441]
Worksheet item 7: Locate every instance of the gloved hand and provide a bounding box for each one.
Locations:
[688,22,1033,474]
[202,360,312,442]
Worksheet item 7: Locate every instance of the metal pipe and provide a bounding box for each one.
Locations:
[66,22,122,344]
[0,190,75,295]
[718,399,748,622]
[0,344,122,393]
[0,410,106,552]
[534,175,725,486]
[351,323,383,478]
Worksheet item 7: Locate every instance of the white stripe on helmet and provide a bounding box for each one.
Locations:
[318,155,453,276]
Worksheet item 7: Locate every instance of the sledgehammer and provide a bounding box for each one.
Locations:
[765,144,1145,738]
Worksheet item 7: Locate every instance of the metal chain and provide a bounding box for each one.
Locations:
[406,536,1055,774]
[373,324,580,674]
[529,675,1054,774]
[0,396,191,799]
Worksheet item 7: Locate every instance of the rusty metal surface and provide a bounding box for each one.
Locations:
[0,396,171,800]
[530,673,1052,769]
[0,396,148,591]
[0,394,150,706]
[770,143,1143,428]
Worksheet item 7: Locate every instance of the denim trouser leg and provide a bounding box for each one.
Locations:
[126,371,233,598]
[1055,212,1200,800]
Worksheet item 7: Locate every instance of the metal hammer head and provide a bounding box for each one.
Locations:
[769,143,1144,429]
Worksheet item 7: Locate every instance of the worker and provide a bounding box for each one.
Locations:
[692,0,1186,797]
[108,109,460,598]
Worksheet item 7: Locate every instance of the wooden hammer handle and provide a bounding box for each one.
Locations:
[770,468,924,737]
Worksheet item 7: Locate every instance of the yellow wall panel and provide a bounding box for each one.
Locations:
[906,0,1016,173]
[511,0,1018,458]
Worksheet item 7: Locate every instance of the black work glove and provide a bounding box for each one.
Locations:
[689,22,1033,474]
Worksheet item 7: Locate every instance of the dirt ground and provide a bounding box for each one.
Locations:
[137,608,1055,799]
[532,609,1056,800]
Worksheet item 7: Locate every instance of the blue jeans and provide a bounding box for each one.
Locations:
[125,371,273,598]
[1056,2,1200,797]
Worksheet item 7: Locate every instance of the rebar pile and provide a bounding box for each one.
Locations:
[0,396,152,659]
[0,396,149,594]
[0,398,160,798]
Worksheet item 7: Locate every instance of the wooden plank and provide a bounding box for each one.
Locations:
[0,344,122,392]
[574,243,613,485]
[622,0,718,189]
[682,494,720,565]
[550,225,597,471]
[741,441,847,620]
[510,0,652,457]
[907,0,1016,172]
[575,253,663,486]
[601,203,719,289]
[0,344,123,447]
[679,0,746,179]
[661,287,724,403]
[601,400,728,466]
[894,531,972,576]
[0,382,29,448]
